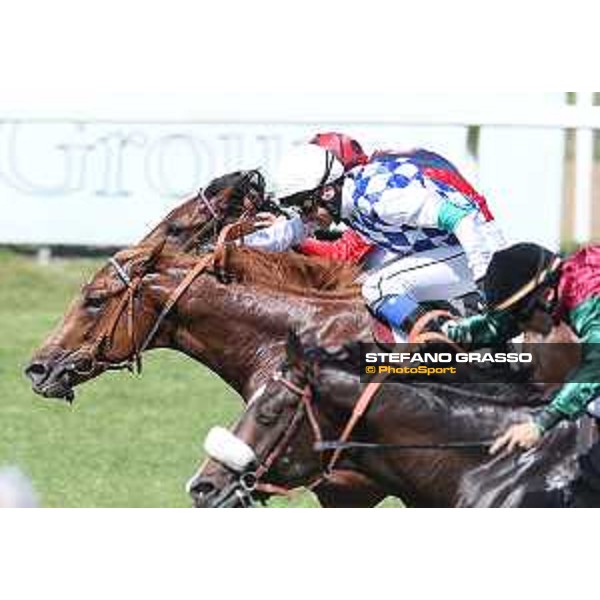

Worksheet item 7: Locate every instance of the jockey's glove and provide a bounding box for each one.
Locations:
[412,314,457,354]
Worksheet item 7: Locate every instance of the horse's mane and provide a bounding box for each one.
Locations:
[406,380,544,409]
[220,246,362,298]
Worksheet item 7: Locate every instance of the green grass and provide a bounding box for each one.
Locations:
[0,249,400,507]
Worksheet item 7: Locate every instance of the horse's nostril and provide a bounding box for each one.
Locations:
[73,356,94,375]
[190,480,216,498]
[25,361,49,384]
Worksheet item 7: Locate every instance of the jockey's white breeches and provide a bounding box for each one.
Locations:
[362,245,477,314]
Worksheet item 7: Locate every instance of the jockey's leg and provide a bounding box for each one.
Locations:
[362,247,475,341]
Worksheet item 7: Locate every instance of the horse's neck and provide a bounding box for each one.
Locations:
[318,369,533,506]
[154,275,367,397]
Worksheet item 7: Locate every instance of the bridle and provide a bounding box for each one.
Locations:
[205,311,483,507]
[203,370,322,508]
[183,170,267,253]
[68,172,268,376]
[197,187,220,221]
[67,180,271,386]
[207,366,385,507]
[70,253,214,378]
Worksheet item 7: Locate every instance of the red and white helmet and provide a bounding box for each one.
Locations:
[310,132,368,171]
[274,144,345,200]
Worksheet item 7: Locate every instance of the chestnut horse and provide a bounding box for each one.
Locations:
[141,167,582,391]
[24,162,394,507]
[26,243,391,506]
[188,334,586,508]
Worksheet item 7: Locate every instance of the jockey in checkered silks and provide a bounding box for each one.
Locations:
[244,134,506,342]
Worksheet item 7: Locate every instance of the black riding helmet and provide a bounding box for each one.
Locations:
[484,243,562,319]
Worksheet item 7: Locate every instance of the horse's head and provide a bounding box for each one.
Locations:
[187,331,326,507]
[144,169,268,253]
[24,241,169,403]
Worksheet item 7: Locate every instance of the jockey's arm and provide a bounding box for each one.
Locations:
[242,214,307,252]
[242,212,374,263]
[298,229,374,264]
[533,298,600,432]
[450,210,502,282]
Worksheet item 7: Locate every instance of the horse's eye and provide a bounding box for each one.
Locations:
[84,295,105,310]
[167,223,184,237]
[257,398,285,425]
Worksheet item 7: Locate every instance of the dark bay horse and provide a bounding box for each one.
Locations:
[25,244,389,506]
[188,334,585,508]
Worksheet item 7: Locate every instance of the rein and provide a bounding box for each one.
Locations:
[137,255,214,357]
[315,440,494,452]
[212,219,260,280]
[182,170,265,253]
[227,310,476,503]
[408,309,464,351]
[236,370,387,501]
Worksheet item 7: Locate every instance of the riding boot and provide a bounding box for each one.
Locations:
[370,296,423,345]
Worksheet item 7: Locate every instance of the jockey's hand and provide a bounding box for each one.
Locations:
[412,313,453,343]
[429,314,453,335]
[489,421,542,455]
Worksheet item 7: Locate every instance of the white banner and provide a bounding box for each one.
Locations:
[0,119,563,248]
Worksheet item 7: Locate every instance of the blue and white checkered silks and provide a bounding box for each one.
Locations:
[342,154,482,256]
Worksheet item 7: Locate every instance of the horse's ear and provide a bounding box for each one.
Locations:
[286,330,305,368]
